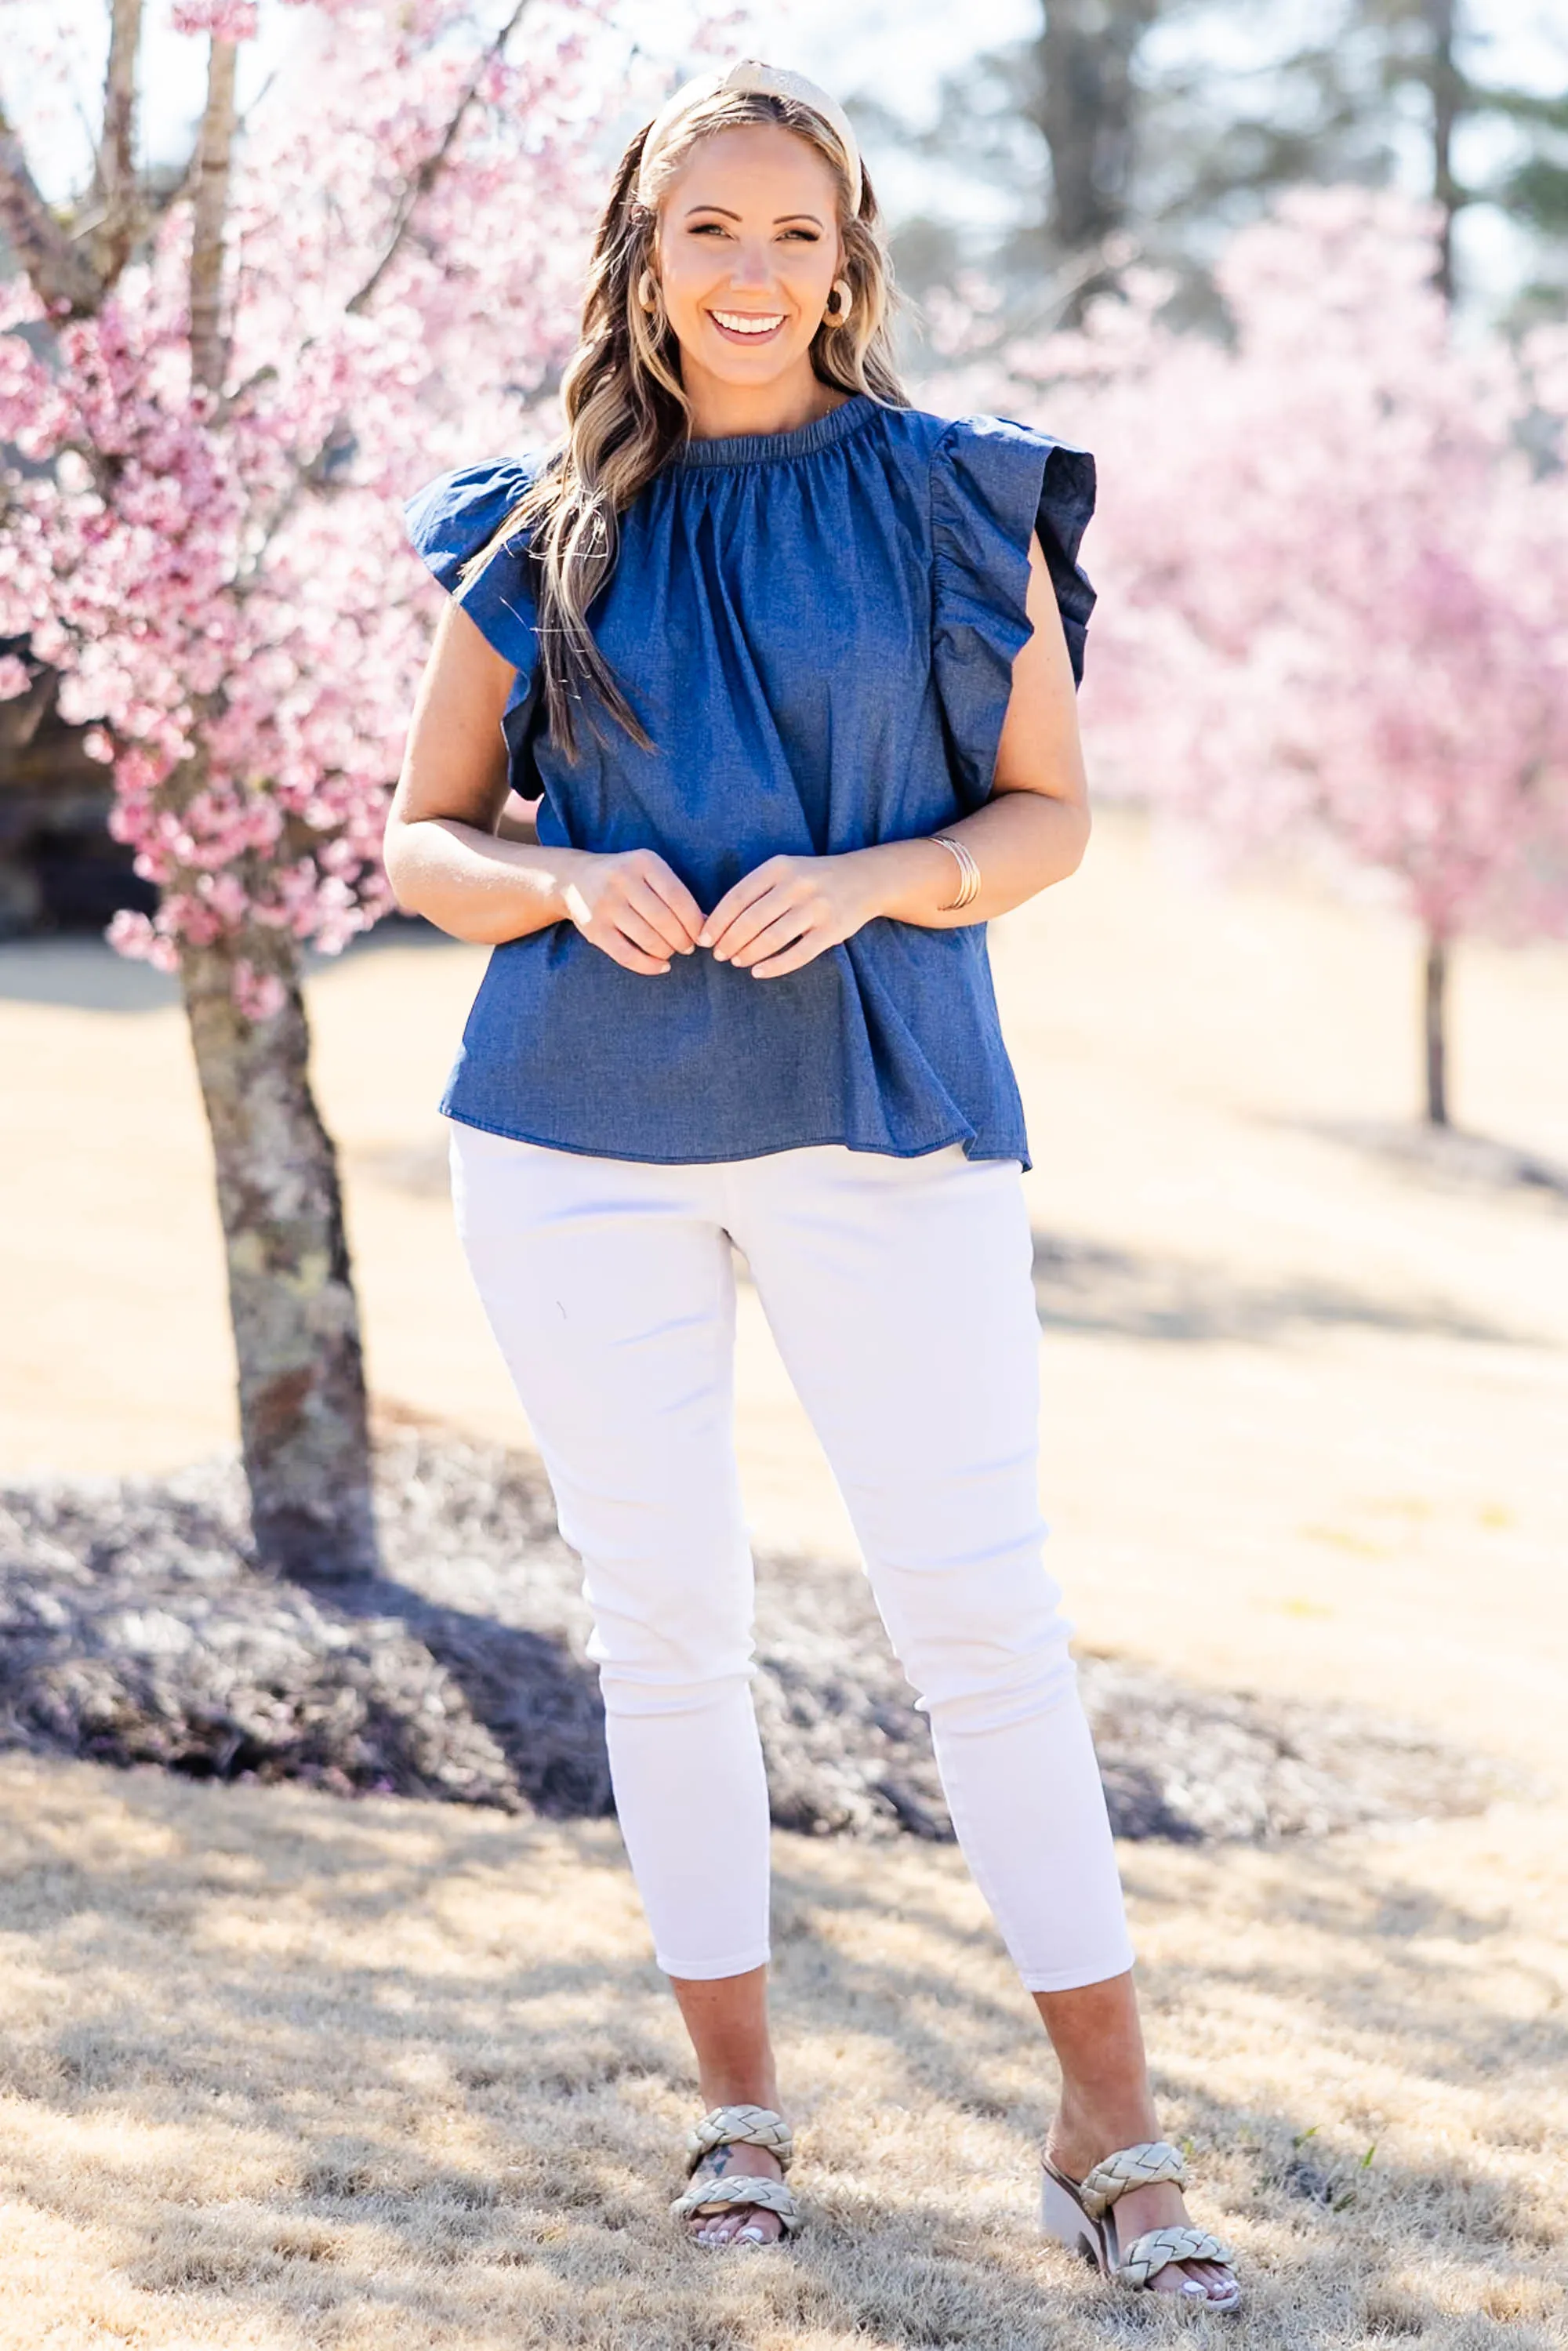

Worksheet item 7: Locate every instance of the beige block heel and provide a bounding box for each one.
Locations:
[1040,2164,1108,2269]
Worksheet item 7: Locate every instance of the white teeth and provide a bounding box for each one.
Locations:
[713,311,784,335]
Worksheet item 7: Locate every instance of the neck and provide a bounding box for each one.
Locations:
[681,358,848,443]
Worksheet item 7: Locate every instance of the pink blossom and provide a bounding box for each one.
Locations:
[945,189,1568,958]
[0,0,655,989]
[170,2,259,38]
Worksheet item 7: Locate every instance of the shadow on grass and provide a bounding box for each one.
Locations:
[1028,1230,1534,1346]
[319,1569,615,1821]
[1,1762,1559,2347]
[1290,1116,1568,1210]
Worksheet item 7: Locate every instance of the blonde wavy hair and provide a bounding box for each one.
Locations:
[461,86,908,759]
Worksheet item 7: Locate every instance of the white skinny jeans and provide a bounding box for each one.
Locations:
[449,1126,1134,1994]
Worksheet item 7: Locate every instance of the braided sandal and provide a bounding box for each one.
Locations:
[1040,2139,1240,2310]
[670,2104,803,2244]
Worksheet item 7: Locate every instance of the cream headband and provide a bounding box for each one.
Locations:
[635,58,863,217]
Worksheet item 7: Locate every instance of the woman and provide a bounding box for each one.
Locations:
[385,59,1240,2308]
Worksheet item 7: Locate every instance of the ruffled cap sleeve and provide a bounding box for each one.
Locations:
[932,414,1096,804]
[403,457,543,680]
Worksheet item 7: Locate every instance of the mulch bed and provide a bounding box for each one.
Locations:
[0,1424,1509,1843]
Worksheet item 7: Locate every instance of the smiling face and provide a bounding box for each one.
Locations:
[652,122,844,403]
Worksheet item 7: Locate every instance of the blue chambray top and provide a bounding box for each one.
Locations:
[403,393,1095,1170]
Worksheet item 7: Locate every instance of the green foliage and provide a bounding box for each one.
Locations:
[1499,154,1568,234]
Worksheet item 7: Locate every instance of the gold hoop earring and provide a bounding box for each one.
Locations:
[637,267,660,315]
[825,277,854,325]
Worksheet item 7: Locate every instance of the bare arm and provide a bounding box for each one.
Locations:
[383,600,702,973]
[700,532,1091,974]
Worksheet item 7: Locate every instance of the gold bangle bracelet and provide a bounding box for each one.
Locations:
[931,833,982,912]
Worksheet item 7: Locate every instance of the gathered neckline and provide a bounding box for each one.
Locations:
[671,391,882,470]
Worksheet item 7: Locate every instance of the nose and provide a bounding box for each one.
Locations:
[728,238,773,291]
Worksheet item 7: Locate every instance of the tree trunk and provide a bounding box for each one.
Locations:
[1425,0,1462,302]
[1421,10,1457,1136]
[1034,0,1160,252]
[176,45,377,1581]
[91,0,144,288]
[1423,928,1450,1128]
[180,929,378,1581]
[190,38,238,395]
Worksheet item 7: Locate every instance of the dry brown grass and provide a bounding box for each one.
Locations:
[1,1755,1564,2349]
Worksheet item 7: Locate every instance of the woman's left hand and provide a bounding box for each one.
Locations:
[698,851,884,978]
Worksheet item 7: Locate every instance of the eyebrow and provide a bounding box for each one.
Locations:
[681,205,826,227]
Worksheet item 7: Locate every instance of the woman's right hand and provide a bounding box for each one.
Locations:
[561,848,706,975]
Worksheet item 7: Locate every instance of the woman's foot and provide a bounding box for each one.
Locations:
[1032,1975,1236,2306]
[1044,2121,1236,2304]
[684,2135,788,2247]
[667,1968,790,2246]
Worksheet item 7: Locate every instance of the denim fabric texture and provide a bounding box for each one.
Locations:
[402,394,1097,1170]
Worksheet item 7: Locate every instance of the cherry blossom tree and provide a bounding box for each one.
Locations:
[960,187,1568,1128]
[0,0,650,1576]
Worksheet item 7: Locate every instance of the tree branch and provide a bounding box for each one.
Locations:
[0,102,105,315]
[190,38,239,394]
[343,0,530,317]
[90,0,145,289]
